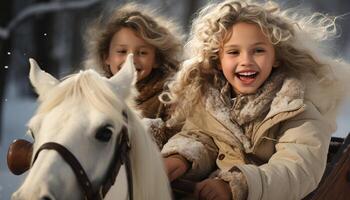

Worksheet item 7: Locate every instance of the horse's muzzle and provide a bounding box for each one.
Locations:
[7,139,33,175]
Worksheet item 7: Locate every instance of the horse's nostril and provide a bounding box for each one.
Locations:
[40,196,52,200]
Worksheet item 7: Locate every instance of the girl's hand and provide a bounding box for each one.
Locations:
[194,178,232,200]
[163,154,190,182]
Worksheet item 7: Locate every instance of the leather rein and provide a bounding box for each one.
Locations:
[31,112,133,200]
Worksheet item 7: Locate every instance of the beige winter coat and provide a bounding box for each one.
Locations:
[162,76,334,200]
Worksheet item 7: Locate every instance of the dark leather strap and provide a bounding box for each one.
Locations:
[32,142,96,199]
[122,139,133,200]
[99,111,133,199]
[121,111,133,200]
[101,126,133,200]
[31,110,133,200]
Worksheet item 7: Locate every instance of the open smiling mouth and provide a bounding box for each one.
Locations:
[235,71,259,82]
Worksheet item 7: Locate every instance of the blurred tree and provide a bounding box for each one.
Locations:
[0,0,12,141]
[9,0,36,97]
[0,0,102,138]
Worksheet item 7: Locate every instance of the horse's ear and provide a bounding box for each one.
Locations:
[108,54,138,99]
[29,58,59,99]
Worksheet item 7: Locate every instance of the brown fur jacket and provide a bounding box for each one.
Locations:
[135,68,169,119]
[136,68,179,148]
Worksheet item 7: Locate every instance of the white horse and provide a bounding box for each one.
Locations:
[11,54,172,200]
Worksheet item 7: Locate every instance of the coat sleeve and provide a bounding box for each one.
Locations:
[236,103,333,200]
[161,120,219,180]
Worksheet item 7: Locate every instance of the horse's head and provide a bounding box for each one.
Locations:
[11,54,145,200]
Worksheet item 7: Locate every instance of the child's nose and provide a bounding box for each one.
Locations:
[132,55,140,65]
[239,52,253,66]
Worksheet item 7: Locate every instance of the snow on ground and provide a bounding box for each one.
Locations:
[0,95,36,200]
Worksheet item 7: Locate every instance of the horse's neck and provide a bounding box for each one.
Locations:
[128,112,172,200]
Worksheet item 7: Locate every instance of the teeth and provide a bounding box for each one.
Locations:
[238,72,257,76]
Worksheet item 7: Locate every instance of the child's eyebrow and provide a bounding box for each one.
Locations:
[223,42,269,48]
[138,45,153,49]
[112,44,153,49]
[252,42,269,46]
[223,44,239,49]
[112,44,127,47]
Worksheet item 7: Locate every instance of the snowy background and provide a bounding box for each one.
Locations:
[0,0,349,199]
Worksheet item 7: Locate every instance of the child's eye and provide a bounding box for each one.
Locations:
[138,51,148,56]
[227,50,239,55]
[116,50,127,54]
[254,48,265,53]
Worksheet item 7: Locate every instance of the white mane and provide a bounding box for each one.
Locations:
[37,70,127,122]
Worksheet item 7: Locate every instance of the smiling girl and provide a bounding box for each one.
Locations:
[84,3,183,148]
[219,22,277,95]
[160,0,349,199]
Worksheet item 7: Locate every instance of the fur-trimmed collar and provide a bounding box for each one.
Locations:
[135,68,169,104]
[205,70,305,152]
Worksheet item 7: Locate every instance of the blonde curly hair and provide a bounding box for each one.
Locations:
[84,2,183,77]
[164,0,346,123]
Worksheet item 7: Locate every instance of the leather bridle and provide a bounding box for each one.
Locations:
[31,112,133,200]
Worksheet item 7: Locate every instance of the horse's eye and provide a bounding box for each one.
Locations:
[95,125,113,142]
